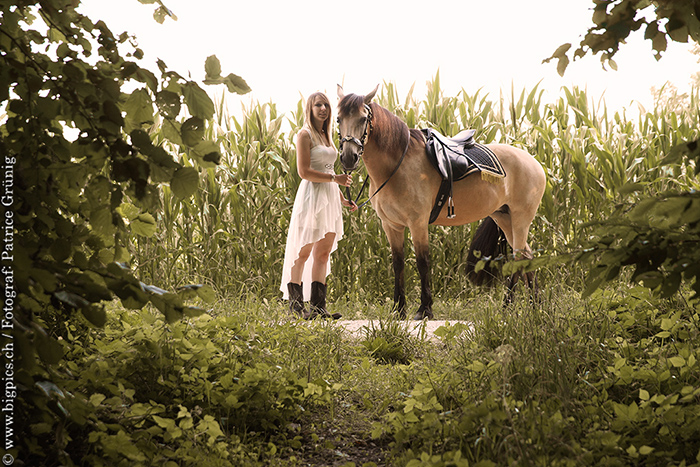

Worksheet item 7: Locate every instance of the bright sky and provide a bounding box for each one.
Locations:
[79,0,698,118]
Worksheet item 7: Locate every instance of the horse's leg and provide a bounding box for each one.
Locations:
[467,216,509,287]
[410,225,434,320]
[383,223,407,318]
[489,211,515,297]
[494,209,537,303]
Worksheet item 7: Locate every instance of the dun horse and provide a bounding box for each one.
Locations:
[337,85,546,320]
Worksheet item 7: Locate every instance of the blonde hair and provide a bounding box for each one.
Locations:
[303,92,334,147]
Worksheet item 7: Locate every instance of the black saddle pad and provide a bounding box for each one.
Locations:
[422,128,505,182]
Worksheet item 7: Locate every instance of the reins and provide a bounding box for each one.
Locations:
[340,104,411,210]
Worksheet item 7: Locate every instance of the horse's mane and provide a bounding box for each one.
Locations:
[339,93,420,155]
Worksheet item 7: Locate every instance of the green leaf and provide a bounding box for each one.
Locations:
[183,306,206,318]
[170,167,199,199]
[55,290,90,309]
[205,55,222,79]
[652,32,667,56]
[122,88,154,131]
[89,394,107,406]
[660,318,675,331]
[81,305,107,327]
[183,82,214,120]
[204,72,252,95]
[152,415,174,429]
[177,284,216,303]
[161,118,183,146]
[592,4,607,26]
[582,268,608,298]
[131,213,157,237]
[50,238,72,262]
[543,43,571,77]
[181,116,205,147]
[659,272,682,298]
[556,54,570,77]
[90,206,116,238]
[103,99,124,126]
[153,5,177,24]
[196,285,216,303]
[130,129,153,152]
[617,182,646,194]
[36,333,64,365]
[192,140,221,168]
[669,356,686,367]
[637,271,663,289]
[117,203,141,220]
[156,90,181,119]
[222,73,251,95]
[132,67,158,93]
[666,17,689,43]
[664,138,700,165]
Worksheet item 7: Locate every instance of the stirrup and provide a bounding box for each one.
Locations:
[447,196,456,219]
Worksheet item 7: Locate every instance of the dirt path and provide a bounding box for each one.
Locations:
[335,319,473,339]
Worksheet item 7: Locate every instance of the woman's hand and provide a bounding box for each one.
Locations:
[334,173,352,187]
[342,198,358,212]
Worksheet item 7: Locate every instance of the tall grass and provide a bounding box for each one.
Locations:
[132,76,699,303]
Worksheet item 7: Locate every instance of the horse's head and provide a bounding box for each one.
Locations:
[336,84,378,172]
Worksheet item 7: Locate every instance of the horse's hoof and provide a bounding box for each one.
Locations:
[412,309,433,321]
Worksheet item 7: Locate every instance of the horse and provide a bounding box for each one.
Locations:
[336,85,547,320]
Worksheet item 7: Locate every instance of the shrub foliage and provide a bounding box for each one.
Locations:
[0,0,249,463]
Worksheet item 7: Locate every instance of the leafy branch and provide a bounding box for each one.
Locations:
[0,0,250,461]
[544,0,700,75]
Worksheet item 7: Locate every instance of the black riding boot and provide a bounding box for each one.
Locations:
[307,281,341,320]
[287,282,306,318]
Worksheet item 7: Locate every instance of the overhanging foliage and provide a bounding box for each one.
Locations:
[0,0,248,461]
[545,0,700,75]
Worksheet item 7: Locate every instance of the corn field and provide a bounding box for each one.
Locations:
[131,75,700,303]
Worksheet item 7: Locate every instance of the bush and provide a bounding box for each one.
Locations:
[24,304,333,465]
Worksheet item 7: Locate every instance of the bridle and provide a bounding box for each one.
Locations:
[338,103,373,158]
[338,103,410,209]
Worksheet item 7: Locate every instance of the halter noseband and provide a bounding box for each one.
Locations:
[338,103,373,157]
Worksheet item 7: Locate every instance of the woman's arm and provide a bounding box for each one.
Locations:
[296,130,353,186]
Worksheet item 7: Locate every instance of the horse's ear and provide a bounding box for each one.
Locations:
[364,84,379,104]
[337,84,344,100]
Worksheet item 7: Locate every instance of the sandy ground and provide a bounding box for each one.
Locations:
[334,320,473,340]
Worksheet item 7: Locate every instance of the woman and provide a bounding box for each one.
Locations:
[280,91,357,319]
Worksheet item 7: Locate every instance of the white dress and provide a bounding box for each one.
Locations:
[280,128,344,300]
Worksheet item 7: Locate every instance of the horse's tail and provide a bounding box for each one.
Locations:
[466,217,509,287]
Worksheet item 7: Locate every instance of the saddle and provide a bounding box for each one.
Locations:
[422,128,506,224]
